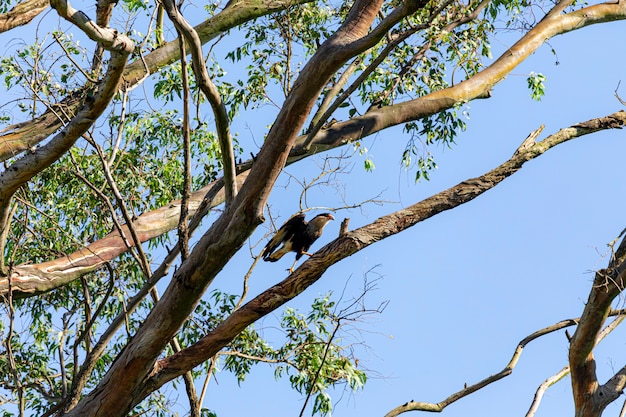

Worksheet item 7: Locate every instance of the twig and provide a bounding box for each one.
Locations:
[108,88,129,166]
[198,354,218,407]
[298,321,341,417]
[84,134,152,278]
[234,254,262,311]
[615,80,626,106]
[52,32,99,83]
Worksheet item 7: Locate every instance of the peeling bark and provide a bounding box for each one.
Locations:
[0,0,314,161]
[0,0,49,33]
[62,2,390,415]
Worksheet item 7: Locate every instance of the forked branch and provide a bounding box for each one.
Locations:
[386,311,626,417]
[140,112,626,397]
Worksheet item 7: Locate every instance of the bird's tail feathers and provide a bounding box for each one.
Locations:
[265,246,289,262]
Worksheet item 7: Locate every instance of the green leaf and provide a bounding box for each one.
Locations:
[527,71,547,101]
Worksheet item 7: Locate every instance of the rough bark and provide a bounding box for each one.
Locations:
[136,112,626,401]
[62,2,390,415]
[4,0,626,297]
[0,0,49,33]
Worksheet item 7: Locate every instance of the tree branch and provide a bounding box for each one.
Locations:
[1,109,624,297]
[294,0,626,155]
[177,27,192,261]
[62,3,399,415]
[569,231,626,415]
[0,0,134,266]
[162,0,237,206]
[140,111,626,397]
[0,0,314,162]
[0,0,49,33]
[1,0,624,287]
[388,311,626,417]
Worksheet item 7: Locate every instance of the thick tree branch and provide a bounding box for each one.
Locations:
[0,0,49,33]
[294,0,626,156]
[2,0,624,164]
[62,3,389,415]
[139,112,625,396]
[2,110,624,297]
[0,0,314,162]
[569,232,626,415]
[0,173,248,297]
[303,0,484,149]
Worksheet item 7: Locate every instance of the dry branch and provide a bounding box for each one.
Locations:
[161,0,238,206]
[525,315,626,417]
[386,311,626,417]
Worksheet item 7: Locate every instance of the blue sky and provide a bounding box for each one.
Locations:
[3,4,626,417]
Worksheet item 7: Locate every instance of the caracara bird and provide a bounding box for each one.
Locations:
[263,212,334,272]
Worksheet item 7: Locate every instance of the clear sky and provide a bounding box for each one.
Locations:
[3,4,626,417]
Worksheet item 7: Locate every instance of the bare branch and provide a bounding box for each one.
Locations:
[525,314,625,417]
[388,311,626,417]
[162,0,238,206]
[0,0,49,33]
[142,111,626,397]
[526,366,571,417]
[385,318,581,416]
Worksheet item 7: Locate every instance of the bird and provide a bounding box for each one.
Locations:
[263,212,335,272]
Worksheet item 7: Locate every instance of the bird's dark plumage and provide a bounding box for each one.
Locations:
[263,213,334,270]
